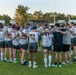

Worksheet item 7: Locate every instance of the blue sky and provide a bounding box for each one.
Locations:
[0,0,76,18]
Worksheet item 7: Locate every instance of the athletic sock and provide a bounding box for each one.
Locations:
[14,58,16,62]
[74,56,76,59]
[29,61,32,65]
[48,55,52,65]
[4,57,7,61]
[33,61,36,66]
[10,58,12,62]
[24,60,26,62]
[1,53,4,61]
[21,60,24,64]
[44,58,47,66]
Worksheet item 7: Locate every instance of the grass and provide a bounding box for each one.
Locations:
[0,49,76,75]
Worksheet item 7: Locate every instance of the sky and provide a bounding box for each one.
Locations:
[0,0,76,18]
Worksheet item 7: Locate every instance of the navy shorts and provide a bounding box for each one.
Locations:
[54,44,62,52]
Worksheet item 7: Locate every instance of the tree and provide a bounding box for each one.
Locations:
[14,4,29,25]
[32,11,43,20]
[1,14,11,24]
[42,12,54,22]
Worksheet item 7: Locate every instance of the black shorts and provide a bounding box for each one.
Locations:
[20,44,28,50]
[54,44,62,52]
[28,43,38,52]
[38,35,41,41]
[12,44,20,50]
[62,44,70,52]
[0,42,5,48]
[42,45,52,50]
[5,41,12,48]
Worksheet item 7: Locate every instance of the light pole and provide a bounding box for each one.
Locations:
[68,0,71,23]
[54,0,56,24]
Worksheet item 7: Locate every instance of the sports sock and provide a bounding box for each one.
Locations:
[33,61,36,66]
[48,55,52,65]
[21,60,24,64]
[29,61,32,65]
[14,58,16,62]
[74,56,76,59]
[44,58,47,66]
[10,58,12,61]
[4,57,7,60]
[1,53,4,61]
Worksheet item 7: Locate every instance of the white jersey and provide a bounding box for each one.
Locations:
[22,29,28,33]
[71,27,76,38]
[7,27,12,34]
[0,30,5,42]
[19,30,28,44]
[28,26,31,32]
[37,26,43,35]
[12,32,19,45]
[42,34,52,47]
[4,27,12,41]
[37,27,43,33]
[29,31,39,43]
[3,26,8,32]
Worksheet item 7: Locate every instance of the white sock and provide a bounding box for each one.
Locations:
[24,60,26,62]
[21,60,24,64]
[74,56,76,59]
[1,53,4,60]
[52,46,54,50]
[44,58,47,66]
[29,61,32,65]
[4,57,7,60]
[14,58,16,61]
[33,61,36,66]
[48,55,52,65]
[10,58,12,61]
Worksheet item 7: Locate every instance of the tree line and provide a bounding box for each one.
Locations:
[0,4,76,25]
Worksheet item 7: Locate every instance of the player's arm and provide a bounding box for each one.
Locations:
[68,28,76,35]
[19,32,27,39]
[72,32,76,35]
[32,30,38,32]
[55,30,66,35]
[25,32,35,40]
[19,34,27,39]
[12,34,18,40]
[40,31,46,35]
[68,28,74,34]
[45,30,52,34]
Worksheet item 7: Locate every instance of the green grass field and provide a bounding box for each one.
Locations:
[0,50,76,75]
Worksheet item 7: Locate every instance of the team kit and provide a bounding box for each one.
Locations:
[0,22,75,68]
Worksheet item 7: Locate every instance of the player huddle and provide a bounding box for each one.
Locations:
[0,22,75,68]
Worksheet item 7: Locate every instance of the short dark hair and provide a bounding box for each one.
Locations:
[51,25,54,28]
[27,23,30,26]
[55,23,60,27]
[22,25,25,28]
[70,22,74,25]
[66,23,69,26]
[0,23,2,26]
[16,26,20,30]
[0,24,3,29]
[8,23,12,26]
[12,25,16,29]
[44,24,48,27]
[32,26,37,30]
